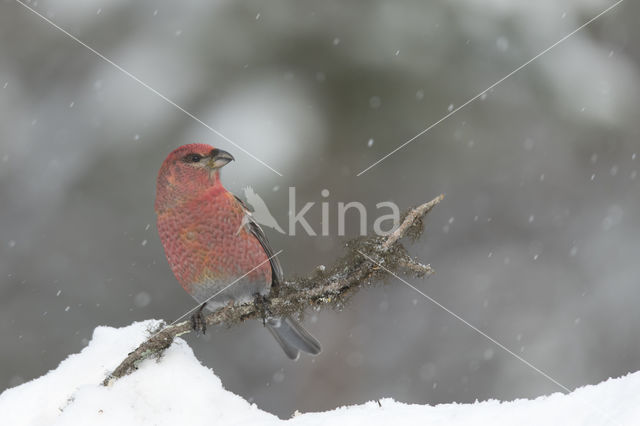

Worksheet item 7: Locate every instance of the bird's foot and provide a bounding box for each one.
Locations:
[253,293,272,326]
[190,303,208,336]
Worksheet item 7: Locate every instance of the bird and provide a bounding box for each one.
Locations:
[155,143,321,360]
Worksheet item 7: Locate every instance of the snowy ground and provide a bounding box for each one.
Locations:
[1,321,638,425]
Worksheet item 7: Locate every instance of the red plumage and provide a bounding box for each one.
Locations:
[155,143,320,359]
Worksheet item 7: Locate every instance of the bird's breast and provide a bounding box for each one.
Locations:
[157,190,271,294]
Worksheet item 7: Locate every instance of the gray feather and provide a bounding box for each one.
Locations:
[266,316,322,359]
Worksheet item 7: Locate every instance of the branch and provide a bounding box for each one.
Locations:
[103,194,444,386]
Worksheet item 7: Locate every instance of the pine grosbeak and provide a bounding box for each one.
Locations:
[155,143,321,359]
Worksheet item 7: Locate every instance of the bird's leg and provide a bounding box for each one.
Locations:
[253,293,272,326]
[191,302,208,335]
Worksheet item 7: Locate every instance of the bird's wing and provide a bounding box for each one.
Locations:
[233,194,284,287]
[235,191,254,212]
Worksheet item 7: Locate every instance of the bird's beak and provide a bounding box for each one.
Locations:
[208,149,235,169]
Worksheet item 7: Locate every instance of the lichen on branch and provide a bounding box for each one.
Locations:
[103,194,444,386]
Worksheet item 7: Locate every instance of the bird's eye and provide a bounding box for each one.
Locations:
[184,153,202,163]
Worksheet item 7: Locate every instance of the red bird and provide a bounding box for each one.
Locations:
[155,143,321,359]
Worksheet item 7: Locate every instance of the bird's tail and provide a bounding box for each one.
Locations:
[266,316,321,360]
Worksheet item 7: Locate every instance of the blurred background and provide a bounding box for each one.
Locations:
[1,0,639,418]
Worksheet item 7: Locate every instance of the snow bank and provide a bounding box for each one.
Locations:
[1,321,638,425]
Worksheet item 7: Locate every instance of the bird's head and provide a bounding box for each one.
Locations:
[155,143,234,211]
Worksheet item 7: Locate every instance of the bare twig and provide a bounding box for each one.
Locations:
[103,194,444,386]
[382,194,444,250]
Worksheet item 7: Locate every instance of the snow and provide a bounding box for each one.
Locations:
[1,321,639,425]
